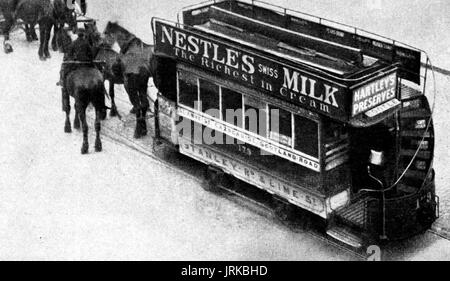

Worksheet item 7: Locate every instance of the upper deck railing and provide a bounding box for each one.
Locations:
[180,0,432,92]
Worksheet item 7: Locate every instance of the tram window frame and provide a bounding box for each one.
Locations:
[244,96,268,137]
[269,105,293,147]
[177,70,199,110]
[221,87,244,128]
[199,79,220,118]
[294,115,319,158]
[176,68,321,160]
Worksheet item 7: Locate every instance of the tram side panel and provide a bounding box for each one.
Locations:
[154,62,352,220]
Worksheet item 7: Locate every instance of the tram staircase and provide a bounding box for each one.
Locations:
[0,14,5,35]
[327,83,435,247]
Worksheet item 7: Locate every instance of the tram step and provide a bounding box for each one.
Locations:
[402,170,428,180]
[400,159,430,172]
[335,199,368,229]
[400,84,423,101]
[400,109,431,119]
[400,130,432,138]
[397,183,420,195]
[326,226,364,249]
[401,138,432,151]
[401,119,432,131]
[400,149,432,159]
[401,98,425,111]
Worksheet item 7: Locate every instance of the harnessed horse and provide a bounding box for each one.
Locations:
[60,26,108,154]
[0,0,76,59]
[103,21,156,139]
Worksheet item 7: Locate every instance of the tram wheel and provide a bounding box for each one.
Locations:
[273,200,294,225]
[202,166,222,193]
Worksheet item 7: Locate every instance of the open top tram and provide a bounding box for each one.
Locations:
[150,0,438,248]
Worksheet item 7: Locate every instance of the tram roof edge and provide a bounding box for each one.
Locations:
[180,0,422,85]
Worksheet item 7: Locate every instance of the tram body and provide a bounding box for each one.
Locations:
[151,0,438,247]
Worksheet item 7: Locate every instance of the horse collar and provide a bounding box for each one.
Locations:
[120,36,138,54]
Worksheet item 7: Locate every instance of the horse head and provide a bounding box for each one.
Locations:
[56,26,74,53]
[65,0,85,16]
[84,21,102,48]
[54,0,78,31]
[103,21,135,50]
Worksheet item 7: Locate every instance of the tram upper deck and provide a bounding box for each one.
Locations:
[180,0,422,83]
[151,0,427,125]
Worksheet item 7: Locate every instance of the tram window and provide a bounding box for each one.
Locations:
[245,96,267,137]
[178,71,198,109]
[294,115,319,157]
[269,105,292,146]
[222,88,243,127]
[199,79,220,117]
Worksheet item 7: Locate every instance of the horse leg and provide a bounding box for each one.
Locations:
[2,13,14,53]
[79,107,89,155]
[94,109,102,152]
[134,108,144,139]
[62,88,72,133]
[74,111,80,130]
[25,24,33,42]
[125,75,140,115]
[31,24,38,41]
[51,24,58,51]
[44,22,52,59]
[139,86,149,137]
[125,82,143,139]
[109,81,119,117]
[127,85,138,114]
[38,20,51,60]
[38,24,45,60]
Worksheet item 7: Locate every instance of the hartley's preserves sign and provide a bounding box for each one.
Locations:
[351,71,398,117]
[153,20,348,121]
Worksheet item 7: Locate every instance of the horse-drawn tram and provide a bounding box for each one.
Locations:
[150,0,438,248]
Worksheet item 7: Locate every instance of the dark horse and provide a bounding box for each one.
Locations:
[103,21,155,139]
[94,42,123,118]
[83,20,122,118]
[64,66,107,154]
[0,0,76,59]
[50,0,78,52]
[61,29,108,154]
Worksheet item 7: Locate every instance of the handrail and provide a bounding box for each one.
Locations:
[154,17,402,85]
[180,0,429,87]
[181,0,224,11]
[243,0,424,54]
[181,0,426,54]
